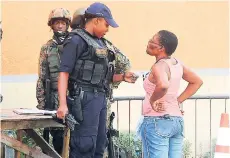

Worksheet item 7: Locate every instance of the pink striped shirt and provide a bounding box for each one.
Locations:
[142,59,183,117]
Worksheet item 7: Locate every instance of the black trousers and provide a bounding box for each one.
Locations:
[50,129,64,155]
[69,91,107,158]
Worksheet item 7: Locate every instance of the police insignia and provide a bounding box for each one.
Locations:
[95,49,108,58]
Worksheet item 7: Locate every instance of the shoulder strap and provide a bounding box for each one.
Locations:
[71,29,101,48]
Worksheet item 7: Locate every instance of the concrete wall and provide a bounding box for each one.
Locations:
[1,1,229,75]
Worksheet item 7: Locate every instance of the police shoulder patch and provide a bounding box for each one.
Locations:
[95,48,108,58]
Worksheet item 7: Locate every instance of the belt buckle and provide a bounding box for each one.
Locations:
[94,88,98,97]
[79,88,84,100]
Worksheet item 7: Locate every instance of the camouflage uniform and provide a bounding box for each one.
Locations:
[106,45,131,127]
[36,8,71,110]
[104,42,131,158]
[36,39,61,110]
[36,8,71,155]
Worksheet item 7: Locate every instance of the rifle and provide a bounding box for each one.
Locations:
[44,59,52,110]
[107,112,119,158]
[43,60,51,143]
[52,113,78,131]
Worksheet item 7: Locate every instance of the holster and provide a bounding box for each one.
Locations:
[67,87,84,123]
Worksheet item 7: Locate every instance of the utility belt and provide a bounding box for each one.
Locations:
[75,86,105,93]
[70,86,106,96]
[69,81,107,97]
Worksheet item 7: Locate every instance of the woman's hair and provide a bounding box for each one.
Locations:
[85,13,99,23]
[158,30,178,56]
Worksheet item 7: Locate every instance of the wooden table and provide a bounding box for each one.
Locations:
[0,109,69,158]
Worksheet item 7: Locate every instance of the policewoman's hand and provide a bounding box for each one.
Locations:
[124,72,139,83]
[57,104,68,120]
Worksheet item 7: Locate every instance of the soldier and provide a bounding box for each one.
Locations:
[70,8,132,158]
[36,8,71,154]
[70,8,86,29]
[57,2,137,158]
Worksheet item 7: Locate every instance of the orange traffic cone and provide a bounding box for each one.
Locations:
[214,113,230,158]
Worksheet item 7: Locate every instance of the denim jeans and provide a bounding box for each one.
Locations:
[140,115,184,158]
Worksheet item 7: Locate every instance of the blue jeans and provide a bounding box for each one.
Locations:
[140,115,184,158]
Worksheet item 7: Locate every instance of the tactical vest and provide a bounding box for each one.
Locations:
[69,29,115,92]
[47,41,63,90]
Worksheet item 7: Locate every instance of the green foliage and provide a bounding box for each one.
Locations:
[21,134,36,148]
[114,131,195,158]
[203,138,217,158]
[113,131,142,158]
[3,129,51,157]
[182,139,192,157]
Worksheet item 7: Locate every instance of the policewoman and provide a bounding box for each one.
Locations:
[57,2,136,158]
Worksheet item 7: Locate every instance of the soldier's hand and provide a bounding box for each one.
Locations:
[57,105,68,120]
[124,72,138,83]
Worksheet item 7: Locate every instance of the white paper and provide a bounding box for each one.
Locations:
[13,108,56,115]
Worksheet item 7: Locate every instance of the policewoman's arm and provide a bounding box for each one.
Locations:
[57,35,85,119]
[36,45,48,109]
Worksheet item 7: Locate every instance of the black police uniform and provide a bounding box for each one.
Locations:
[59,29,114,158]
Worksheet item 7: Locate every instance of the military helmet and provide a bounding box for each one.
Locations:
[71,8,86,29]
[48,8,71,26]
[72,8,86,20]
